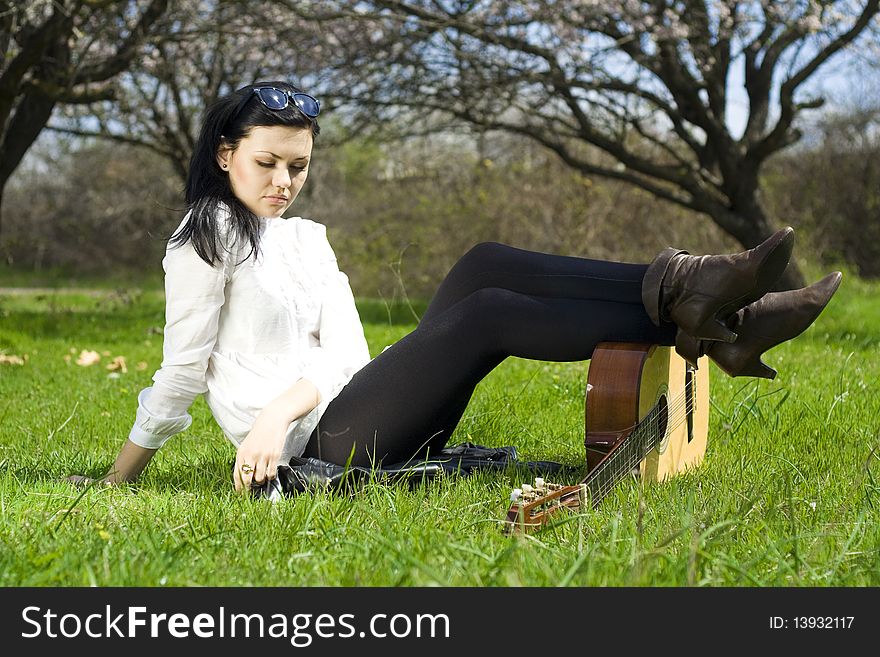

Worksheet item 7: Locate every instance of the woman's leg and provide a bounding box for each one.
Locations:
[417,241,659,441]
[305,285,676,468]
[420,241,650,323]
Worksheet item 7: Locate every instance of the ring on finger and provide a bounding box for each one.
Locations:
[240,463,254,475]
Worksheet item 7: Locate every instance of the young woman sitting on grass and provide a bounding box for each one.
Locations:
[69,80,842,493]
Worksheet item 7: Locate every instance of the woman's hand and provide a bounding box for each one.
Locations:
[234,405,291,493]
[66,474,114,488]
[233,379,319,493]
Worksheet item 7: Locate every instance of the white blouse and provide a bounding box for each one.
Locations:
[128,210,372,461]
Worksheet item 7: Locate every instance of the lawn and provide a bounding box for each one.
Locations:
[1,272,878,586]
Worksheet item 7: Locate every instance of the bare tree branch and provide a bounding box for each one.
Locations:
[298,0,880,288]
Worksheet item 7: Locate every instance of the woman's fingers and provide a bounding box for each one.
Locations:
[233,458,259,492]
[262,454,281,483]
[233,461,246,492]
[233,452,280,492]
[66,475,114,488]
[253,460,267,486]
[253,456,280,485]
[67,474,93,487]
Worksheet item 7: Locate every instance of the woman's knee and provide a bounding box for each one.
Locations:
[457,241,511,269]
[449,286,521,330]
[432,243,511,301]
[467,241,508,255]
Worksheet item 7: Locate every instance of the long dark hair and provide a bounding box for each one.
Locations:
[168,81,321,267]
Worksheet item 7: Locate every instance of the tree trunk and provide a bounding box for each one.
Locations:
[710,203,807,291]
[0,88,58,239]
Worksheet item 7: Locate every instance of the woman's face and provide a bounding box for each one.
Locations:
[217,125,314,218]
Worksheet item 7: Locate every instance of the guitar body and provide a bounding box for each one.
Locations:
[585,342,709,483]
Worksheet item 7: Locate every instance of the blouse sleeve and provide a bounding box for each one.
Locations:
[127,216,236,449]
[299,224,371,405]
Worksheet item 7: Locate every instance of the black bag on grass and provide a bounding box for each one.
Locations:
[250,442,568,501]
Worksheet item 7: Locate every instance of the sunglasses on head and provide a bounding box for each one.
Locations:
[250,86,321,118]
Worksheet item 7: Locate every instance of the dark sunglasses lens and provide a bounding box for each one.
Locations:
[293,94,320,118]
[257,88,288,110]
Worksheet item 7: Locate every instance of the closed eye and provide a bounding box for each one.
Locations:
[257,161,306,171]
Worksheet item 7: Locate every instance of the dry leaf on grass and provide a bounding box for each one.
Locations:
[106,356,128,373]
[0,353,26,366]
[75,350,101,366]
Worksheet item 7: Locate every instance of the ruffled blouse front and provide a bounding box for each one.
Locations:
[128,212,372,461]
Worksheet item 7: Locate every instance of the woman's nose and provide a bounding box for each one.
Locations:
[273,168,291,188]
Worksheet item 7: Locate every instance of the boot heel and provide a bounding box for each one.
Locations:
[674,330,703,368]
[733,359,777,380]
[702,271,841,380]
[690,317,738,343]
[703,340,778,379]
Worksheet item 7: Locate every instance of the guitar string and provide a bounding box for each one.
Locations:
[587,389,695,504]
[587,415,683,507]
[589,394,696,506]
[522,395,693,515]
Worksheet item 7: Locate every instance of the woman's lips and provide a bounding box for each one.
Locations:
[264,195,288,204]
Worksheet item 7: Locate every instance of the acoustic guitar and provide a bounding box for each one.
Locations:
[503,342,709,534]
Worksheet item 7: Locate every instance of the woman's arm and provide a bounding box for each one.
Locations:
[68,212,235,488]
[128,216,234,451]
[232,378,320,492]
[104,440,158,483]
[67,439,157,486]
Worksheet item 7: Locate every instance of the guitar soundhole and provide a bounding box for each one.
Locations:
[656,394,669,440]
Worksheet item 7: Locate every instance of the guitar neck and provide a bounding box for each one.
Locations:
[582,403,663,508]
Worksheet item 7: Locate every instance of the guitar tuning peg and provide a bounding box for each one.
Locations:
[521,483,534,494]
[510,488,522,502]
[535,477,545,490]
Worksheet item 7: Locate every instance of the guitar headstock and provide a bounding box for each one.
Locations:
[503,477,587,534]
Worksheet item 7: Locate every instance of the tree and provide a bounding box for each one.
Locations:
[286,0,880,288]
[0,0,170,234]
[48,1,330,182]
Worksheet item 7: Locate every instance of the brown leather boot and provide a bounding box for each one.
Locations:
[675,271,842,378]
[642,227,795,343]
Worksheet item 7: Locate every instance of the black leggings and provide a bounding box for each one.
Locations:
[304,242,677,467]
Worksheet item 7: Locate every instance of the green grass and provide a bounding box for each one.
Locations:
[1,275,878,587]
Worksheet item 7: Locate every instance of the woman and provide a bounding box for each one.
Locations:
[71,81,841,493]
